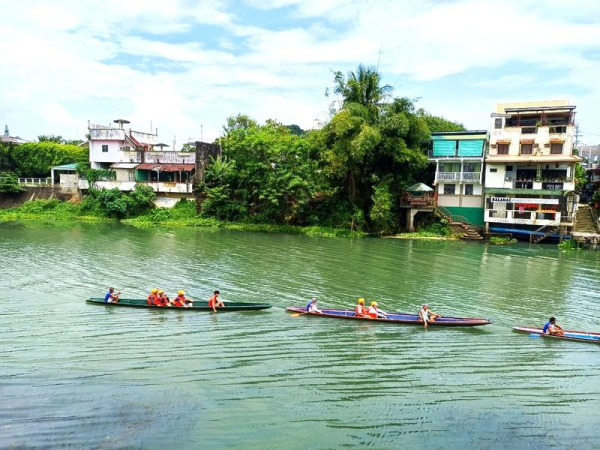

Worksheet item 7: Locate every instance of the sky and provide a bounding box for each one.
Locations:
[1,0,600,148]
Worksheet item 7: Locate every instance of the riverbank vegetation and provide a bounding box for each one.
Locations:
[489,236,518,245]
[1,64,463,237]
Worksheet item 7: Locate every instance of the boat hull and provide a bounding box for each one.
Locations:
[87,298,272,311]
[513,326,600,343]
[286,307,492,326]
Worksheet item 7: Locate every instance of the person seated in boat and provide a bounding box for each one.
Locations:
[172,290,191,308]
[104,287,121,303]
[208,290,225,312]
[419,304,441,329]
[147,288,158,305]
[355,298,369,317]
[153,290,169,307]
[543,317,564,336]
[368,301,387,319]
[305,297,322,313]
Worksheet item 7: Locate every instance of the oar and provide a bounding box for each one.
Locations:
[290,311,308,318]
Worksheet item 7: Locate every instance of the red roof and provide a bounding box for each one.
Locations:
[136,163,195,171]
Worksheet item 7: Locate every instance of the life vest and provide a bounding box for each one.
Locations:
[147,294,156,305]
[173,295,185,307]
[355,304,366,316]
[368,307,378,318]
[208,295,218,308]
[153,296,166,307]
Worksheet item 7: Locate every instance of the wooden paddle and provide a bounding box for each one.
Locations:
[290,311,307,318]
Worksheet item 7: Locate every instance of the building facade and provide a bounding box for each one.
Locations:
[484,101,580,238]
[428,131,488,226]
[83,119,197,207]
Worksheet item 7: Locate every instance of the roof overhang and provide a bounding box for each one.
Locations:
[486,155,581,163]
[110,162,139,169]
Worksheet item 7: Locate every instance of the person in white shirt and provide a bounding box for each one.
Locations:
[305,297,322,314]
[368,301,387,319]
[419,304,441,329]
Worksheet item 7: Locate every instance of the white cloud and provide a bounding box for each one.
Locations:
[1,0,599,145]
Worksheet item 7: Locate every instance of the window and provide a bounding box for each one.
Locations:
[490,168,498,173]
[550,143,563,154]
[506,165,514,172]
[520,144,533,155]
[463,163,475,173]
[444,184,456,195]
[464,184,474,195]
[102,144,108,152]
[494,118,503,129]
[497,144,509,155]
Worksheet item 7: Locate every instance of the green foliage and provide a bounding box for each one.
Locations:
[81,186,156,219]
[489,236,518,245]
[181,143,195,152]
[420,222,453,236]
[574,163,586,192]
[417,109,466,132]
[558,239,580,251]
[10,142,88,177]
[370,180,395,234]
[0,172,25,193]
[76,163,115,188]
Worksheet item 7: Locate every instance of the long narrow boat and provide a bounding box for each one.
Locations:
[513,326,600,343]
[87,298,272,311]
[286,307,492,327]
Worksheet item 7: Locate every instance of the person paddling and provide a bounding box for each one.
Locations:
[305,297,322,314]
[419,304,441,329]
[104,287,121,303]
[172,290,192,308]
[368,301,387,319]
[208,290,225,312]
[543,317,564,336]
[355,298,369,317]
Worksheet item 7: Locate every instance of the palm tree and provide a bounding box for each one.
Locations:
[330,64,392,111]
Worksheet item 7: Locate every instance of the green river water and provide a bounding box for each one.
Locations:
[1,221,600,449]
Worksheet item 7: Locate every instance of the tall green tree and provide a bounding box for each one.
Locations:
[11,142,88,177]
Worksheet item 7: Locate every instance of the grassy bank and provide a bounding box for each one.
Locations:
[0,199,366,238]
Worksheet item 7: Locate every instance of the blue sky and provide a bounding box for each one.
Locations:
[1,0,600,147]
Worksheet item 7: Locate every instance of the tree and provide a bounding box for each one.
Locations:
[76,163,115,189]
[38,135,65,143]
[329,64,393,119]
[12,142,88,177]
[0,172,24,193]
[286,124,304,136]
[417,109,465,132]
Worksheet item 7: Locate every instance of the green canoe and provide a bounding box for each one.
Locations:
[86,298,272,311]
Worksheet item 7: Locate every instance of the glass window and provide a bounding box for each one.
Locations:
[102,145,108,152]
[520,144,533,155]
[497,144,509,155]
[464,184,474,195]
[490,168,498,173]
[494,118,502,129]
[444,184,456,195]
[463,163,475,172]
[550,143,563,154]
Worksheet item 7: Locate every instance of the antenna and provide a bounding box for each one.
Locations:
[376,44,382,70]
[201,125,203,142]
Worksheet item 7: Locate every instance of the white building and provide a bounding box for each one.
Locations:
[484,100,580,240]
[83,119,197,206]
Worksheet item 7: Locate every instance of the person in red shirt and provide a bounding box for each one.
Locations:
[153,290,169,307]
[208,290,224,312]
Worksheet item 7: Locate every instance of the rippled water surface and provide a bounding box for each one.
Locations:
[1,221,600,449]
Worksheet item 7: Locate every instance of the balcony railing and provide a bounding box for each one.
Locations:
[436,172,481,182]
[89,128,125,140]
[18,177,51,186]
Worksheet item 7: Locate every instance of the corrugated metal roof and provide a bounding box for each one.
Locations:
[52,163,78,170]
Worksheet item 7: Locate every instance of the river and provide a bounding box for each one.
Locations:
[1,221,600,449]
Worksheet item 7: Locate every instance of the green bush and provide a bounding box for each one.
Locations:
[0,172,24,193]
[489,236,517,245]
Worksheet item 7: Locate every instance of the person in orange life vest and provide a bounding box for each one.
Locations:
[172,290,190,308]
[153,290,169,307]
[208,290,224,312]
[355,298,369,317]
[147,288,158,305]
[368,301,387,319]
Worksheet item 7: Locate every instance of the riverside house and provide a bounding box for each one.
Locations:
[82,119,197,207]
[484,100,580,241]
[428,130,488,226]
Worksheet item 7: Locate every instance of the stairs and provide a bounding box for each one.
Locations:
[574,204,598,234]
[530,226,560,244]
[435,207,483,240]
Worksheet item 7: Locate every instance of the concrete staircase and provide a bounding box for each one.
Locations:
[435,207,483,240]
[574,204,598,234]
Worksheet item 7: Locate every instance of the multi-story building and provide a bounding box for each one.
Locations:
[82,119,197,206]
[428,130,488,226]
[484,100,580,239]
